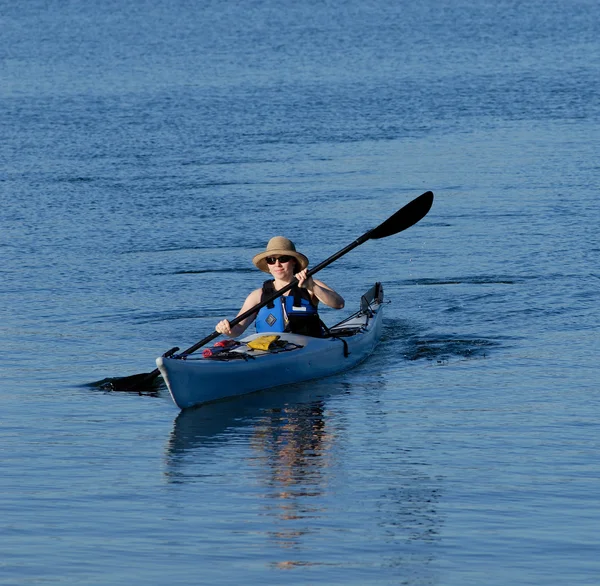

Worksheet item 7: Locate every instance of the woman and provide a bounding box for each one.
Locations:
[216,236,344,338]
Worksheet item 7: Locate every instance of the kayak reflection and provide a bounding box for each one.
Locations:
[165,380,349,457]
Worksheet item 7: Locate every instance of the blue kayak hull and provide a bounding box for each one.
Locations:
[157,285,384,409]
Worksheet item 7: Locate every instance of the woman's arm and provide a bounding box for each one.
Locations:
[215,288,262,338]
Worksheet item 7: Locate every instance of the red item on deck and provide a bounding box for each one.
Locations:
[214,339,237,348]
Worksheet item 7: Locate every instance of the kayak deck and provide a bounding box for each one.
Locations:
[157,283,384,409]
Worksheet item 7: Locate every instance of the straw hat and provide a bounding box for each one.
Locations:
[252,236,309,273]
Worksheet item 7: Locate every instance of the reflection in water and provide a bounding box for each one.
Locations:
[165,378,442,575]
[250,401,331,554]
[165,381,345,456]
[251,401,328,495]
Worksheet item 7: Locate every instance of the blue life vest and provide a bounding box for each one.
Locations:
[255,280,323,337]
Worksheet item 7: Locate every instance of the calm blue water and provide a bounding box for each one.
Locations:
[1,0,599,584]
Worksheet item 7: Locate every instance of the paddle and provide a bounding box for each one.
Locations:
[111,191,434,392]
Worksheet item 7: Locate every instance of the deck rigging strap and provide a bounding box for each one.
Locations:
[336,336,350,358]
[319,319,351,357]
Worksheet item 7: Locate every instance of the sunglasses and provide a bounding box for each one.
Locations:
[265,255,293,265]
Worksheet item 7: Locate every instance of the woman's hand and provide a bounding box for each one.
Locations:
[295,268,315,292]
[216,319,234,336]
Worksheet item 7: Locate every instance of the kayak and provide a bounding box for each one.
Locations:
[157,282,385,409]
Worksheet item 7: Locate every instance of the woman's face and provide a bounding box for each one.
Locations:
[268,256,296,280]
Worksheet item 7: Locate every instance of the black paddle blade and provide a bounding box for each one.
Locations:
[102,371,160,394]
[107,346,179,392]
[368,191,434,240]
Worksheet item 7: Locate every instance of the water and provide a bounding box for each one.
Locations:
[1,0,599,583]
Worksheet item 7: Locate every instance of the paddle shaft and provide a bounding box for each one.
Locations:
[118,191,433,391]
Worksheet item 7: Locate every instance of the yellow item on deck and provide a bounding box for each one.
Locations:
[247,335,281,351]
